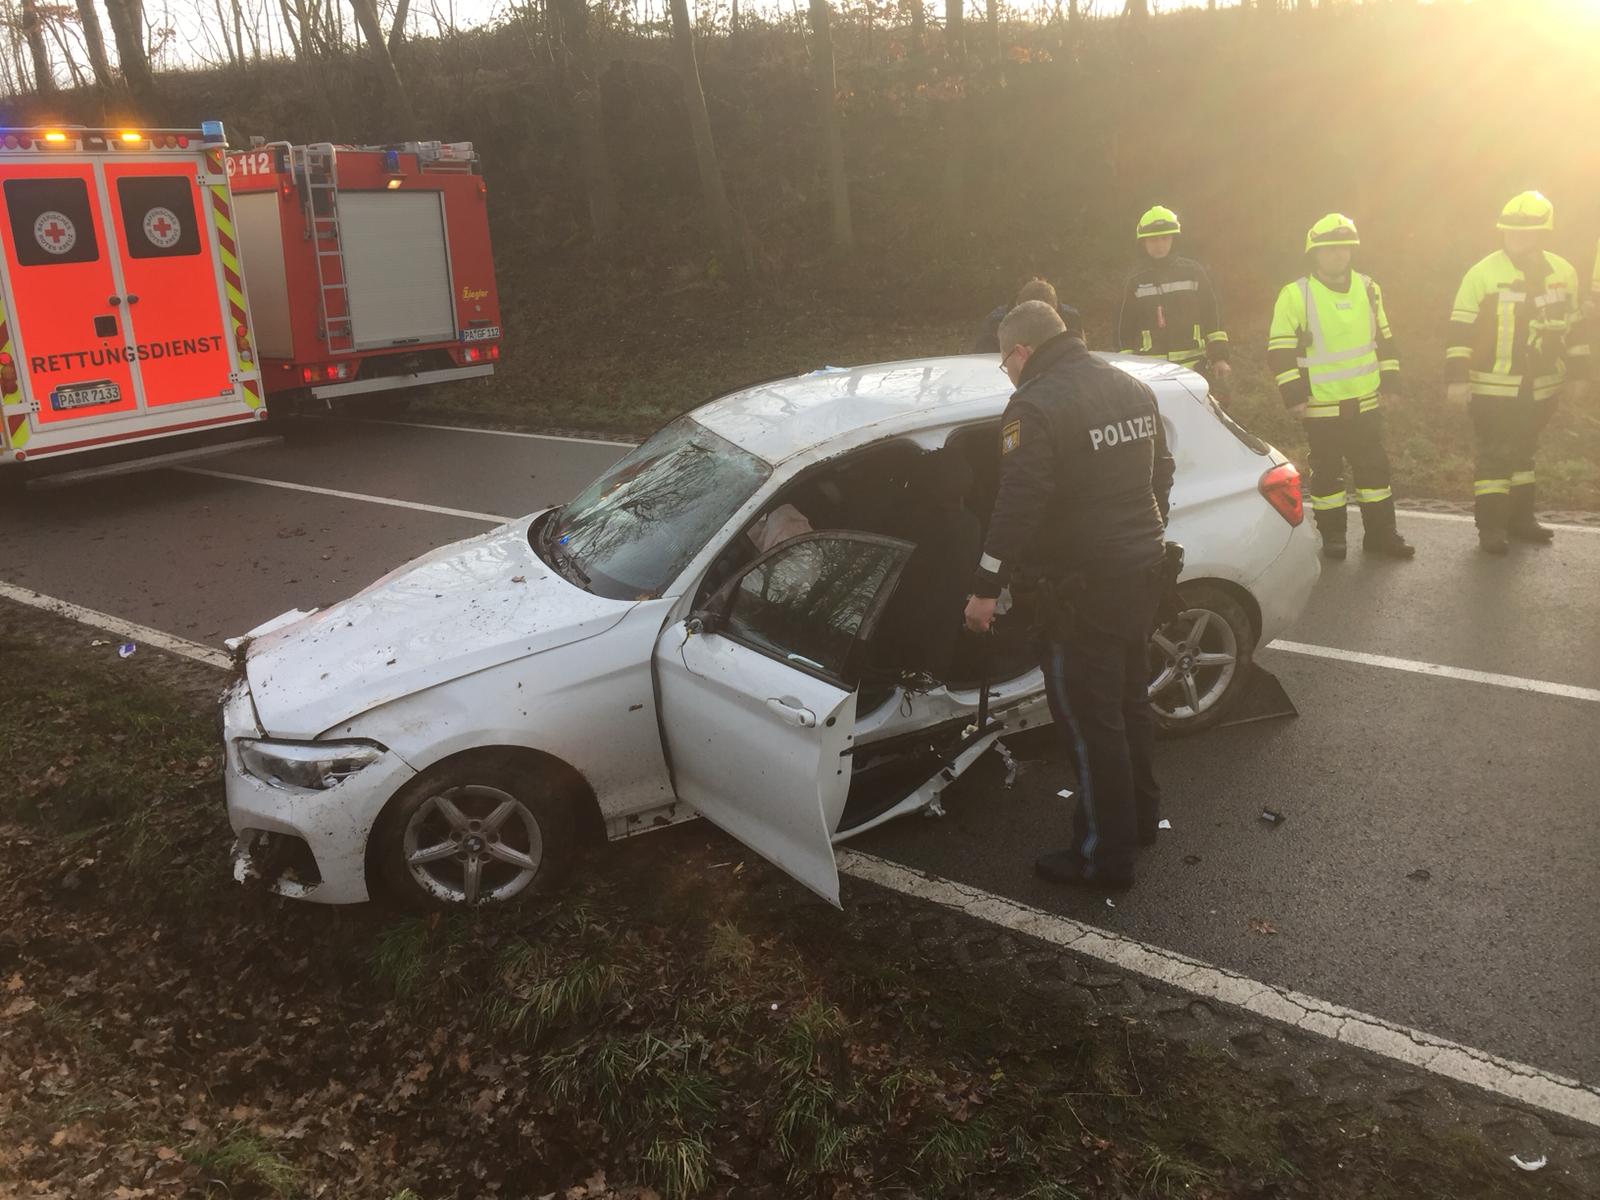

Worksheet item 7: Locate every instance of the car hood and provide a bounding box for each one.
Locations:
[242,515,634,739]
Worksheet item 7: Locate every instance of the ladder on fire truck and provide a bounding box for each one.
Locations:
[291,143,355,355]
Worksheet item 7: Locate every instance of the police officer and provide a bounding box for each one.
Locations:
[963,301,1174,891]
[974,277,1084,353]
[1446,192,1591,554]
[1117,206,1232,395]
[1267,214,1415,561]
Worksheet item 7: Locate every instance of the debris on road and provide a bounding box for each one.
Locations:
[1057,788,1075,800]
[1158,819,1172,830]
[1183,854,1202,865]
[1510,1154,1548,1172]
[1259,808,1286,826]
[1250,918,1279,936]
[1407,868,1432,883]
[117,643,136,658]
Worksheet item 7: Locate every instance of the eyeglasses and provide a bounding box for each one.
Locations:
[998,346,1020,376]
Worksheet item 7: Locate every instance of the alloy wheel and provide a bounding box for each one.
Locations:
[1148,606,1239,721]
[401,784,544,905]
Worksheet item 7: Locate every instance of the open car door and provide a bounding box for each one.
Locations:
[653,532,912,906]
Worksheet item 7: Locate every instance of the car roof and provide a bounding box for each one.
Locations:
[691,352,1199,464]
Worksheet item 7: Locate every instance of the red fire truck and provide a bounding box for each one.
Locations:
[0,121,267,475]
[226,140,502,407]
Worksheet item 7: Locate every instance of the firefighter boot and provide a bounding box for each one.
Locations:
[1314,506,1348,561]
[1476,491,1510,556]
[1360,499,1415,560]
[1508,484,1555,545]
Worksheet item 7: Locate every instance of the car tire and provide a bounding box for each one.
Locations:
[1148,582,1256,738]
[371,756,578,910]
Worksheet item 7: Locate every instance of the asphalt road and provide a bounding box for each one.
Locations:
[2,416,1595,1090]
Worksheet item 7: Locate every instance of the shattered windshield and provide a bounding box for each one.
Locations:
[541,417,772,601]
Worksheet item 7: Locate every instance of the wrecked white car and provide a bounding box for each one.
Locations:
[222,354,1317,909]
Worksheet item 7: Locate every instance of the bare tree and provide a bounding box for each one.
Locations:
[807,0,852,253]
[74,0,114,87]
[944,0,962,58]
[20,0,54,93]
[667,0,744,274]
[102,0,155,98]
[904,0,925,60]
[552,0,619,246]
[984,0,999,59]
[388,0,409,52]
[349,0,417,129]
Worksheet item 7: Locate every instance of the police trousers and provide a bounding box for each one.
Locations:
[1471,395,1557,533]
[1303,404,1396,539]
[1036,564,1162,879]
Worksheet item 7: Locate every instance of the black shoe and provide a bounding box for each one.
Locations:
[1364,533,1416,559]
[1034,850,1135,890]
[1478,529,1509,555]
[1508,521,1555,545]
[1321,536,1347,561]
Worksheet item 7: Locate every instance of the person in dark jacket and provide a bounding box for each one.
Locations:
[1117,205,1232,396]
[964,301,1175,890]
[974,277,1084,353]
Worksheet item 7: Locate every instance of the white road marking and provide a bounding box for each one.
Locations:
[1266,639,1600,704]
[839,850,1600,1129]
[1397,508,1600,535]
[176,467,513,525]
[345,417,637,448]
[0,581,230,669]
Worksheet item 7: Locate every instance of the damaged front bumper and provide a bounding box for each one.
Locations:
[221,679,416,904]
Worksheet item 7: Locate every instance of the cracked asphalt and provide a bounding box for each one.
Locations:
[1,415,1595,1093]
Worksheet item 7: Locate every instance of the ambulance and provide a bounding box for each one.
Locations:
[226,140,501,407]
[0,121,266,476]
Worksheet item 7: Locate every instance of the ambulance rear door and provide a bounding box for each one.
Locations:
[103,158,237,410]
[0,161,140,443]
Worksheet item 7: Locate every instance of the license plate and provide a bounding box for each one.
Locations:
[51,381,122,411]
[461,326,500,343]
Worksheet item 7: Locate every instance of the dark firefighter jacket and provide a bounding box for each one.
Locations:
[972,333,1174,599]
[1116,255,1230,367]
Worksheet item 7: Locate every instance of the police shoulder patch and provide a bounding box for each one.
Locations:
[1001,420,1022,455]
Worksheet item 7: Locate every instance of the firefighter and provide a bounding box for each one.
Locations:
[1117,205,1232,395]
[1446,192,1591,554]
[963,301,1175,891]
[973,278,1083,353]
[1267,214,1415,561]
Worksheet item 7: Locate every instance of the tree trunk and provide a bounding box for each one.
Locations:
[348,0,416,129]
[667,0,744,274]
[984,0,999,60]
[20,0,55,93]
[1124,0,1148,18]
[906,0,925,60]
[388,0,410,53]
[103,0,154,98]
[552,0,619,247]
[807,0,852,254]
[944,0,962,59]
[75,0,115,87]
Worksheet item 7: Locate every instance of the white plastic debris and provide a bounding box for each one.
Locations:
[1510,1154,1547,1172]
[1158,819,1172,830]
[1105,898,1115,908]
[90,639,108,647]
[117,642,136,658]
[1057,788,1075,800]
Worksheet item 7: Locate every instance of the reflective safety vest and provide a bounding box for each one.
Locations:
[1446,250,1591,401]
[1267,272,1398,416]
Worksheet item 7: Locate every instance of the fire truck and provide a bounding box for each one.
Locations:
[0,121,267,476]
[226,140,502,407]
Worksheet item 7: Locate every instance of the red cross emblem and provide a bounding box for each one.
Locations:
[32,210,76,255]
[142,206,181,250]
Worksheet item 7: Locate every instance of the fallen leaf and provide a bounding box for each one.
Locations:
[1249,918,1278,936]
[4,973,21,992]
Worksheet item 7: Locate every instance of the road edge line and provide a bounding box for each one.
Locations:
[1266,639,1600,704]
[0,581,231,670]
[343,417,639,448]
[175,467,513,524]
[838,850,1600,1129]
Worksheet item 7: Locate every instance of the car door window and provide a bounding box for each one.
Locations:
[115,175,202,259]
[721,533,909,684]
[4,177,101,266]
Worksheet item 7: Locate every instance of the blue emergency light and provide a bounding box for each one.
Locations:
[201,119,225,143]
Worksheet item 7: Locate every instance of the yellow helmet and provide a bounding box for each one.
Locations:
[1305,213,1360,254]
[1496,190,1554,233]
[1135,205,1181,239]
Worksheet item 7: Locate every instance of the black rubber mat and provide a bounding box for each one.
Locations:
[1215,663,1299,729]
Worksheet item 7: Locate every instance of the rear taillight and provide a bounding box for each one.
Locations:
[462,346,481,364]
[0,352,16,394]
[486,344,500,361]
[1259,463,1304,527]
[235,323,253,359]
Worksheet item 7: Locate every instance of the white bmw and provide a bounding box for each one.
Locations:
[222,354,1318,909]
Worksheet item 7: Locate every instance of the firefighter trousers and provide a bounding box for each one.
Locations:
[1303,405,1396,540]
[1036,565,1162,880]
[1471,395,1557,533]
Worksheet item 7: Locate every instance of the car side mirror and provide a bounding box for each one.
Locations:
[687,606,725,636]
